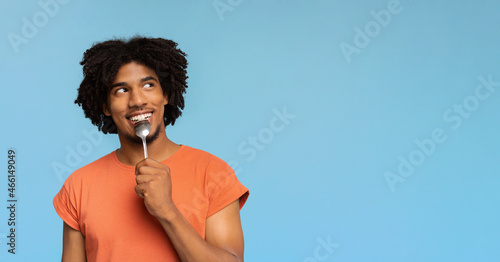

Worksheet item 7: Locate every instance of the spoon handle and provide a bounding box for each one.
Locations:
[142,137,148,158]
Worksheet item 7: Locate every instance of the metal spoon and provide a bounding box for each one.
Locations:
[134,120,151,158]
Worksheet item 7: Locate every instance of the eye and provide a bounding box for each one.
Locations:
[115,88,127,93]
[143,83,154,88]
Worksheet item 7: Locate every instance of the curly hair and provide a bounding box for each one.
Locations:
[75,36,188,134]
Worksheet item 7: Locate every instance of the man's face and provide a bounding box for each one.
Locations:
[103,61,168,144]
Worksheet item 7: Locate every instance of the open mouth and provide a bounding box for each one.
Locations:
[128,113,152,124]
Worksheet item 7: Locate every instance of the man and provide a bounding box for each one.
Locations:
[53,37,249,261]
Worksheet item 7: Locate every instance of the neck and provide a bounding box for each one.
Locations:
[115,128,180,166]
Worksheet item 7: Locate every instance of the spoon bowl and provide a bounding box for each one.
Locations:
[134,120,151,158]
[134,121,151,139]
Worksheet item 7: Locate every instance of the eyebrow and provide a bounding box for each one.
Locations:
[110,76,159,89]
[140,76,159,83]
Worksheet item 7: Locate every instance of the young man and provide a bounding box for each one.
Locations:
[53,37,249,262]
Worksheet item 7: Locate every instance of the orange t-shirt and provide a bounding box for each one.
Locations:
[53,145,249,262]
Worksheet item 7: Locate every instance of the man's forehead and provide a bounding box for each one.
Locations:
[111,62,158,83]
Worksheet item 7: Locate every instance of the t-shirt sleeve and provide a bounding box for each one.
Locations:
[206,161,249,217]
[53,174,81,231]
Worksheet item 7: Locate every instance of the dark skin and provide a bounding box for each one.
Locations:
[62,62,245,262]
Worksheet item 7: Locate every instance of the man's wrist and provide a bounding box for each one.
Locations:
[156,203,181,223]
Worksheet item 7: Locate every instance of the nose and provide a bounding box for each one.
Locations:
[128,88,147,108]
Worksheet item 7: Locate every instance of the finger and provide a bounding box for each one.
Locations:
[135,171,162,185]
[135,158,162,169]
[136,165,167,177]
[135,158,169,175]
[135,173,153,185]
[135,184,147,198]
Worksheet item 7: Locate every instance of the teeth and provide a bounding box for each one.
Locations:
[129,113,152,123]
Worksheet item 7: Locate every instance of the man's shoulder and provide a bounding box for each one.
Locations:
[178,145,233,172]
[67,151,116,180]
[178,145,226,164]
[78,151,116,170]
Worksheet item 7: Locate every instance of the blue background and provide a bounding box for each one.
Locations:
[1,0,499,261]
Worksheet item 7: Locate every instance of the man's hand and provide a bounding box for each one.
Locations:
[135,158,176,218]
[135,158,245,262]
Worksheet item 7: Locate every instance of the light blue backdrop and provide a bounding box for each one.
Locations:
[1,0,499,261]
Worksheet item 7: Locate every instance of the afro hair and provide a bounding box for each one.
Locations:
[75,36,188,134]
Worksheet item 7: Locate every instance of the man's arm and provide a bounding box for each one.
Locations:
[205,200,245,260]
[135,158,245,262]
[167,199,244,261]
[157,200,244,262]
[62,222,87,262]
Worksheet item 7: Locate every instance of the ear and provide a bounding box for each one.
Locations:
[102,103,111,116]
[163,94,168,105]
